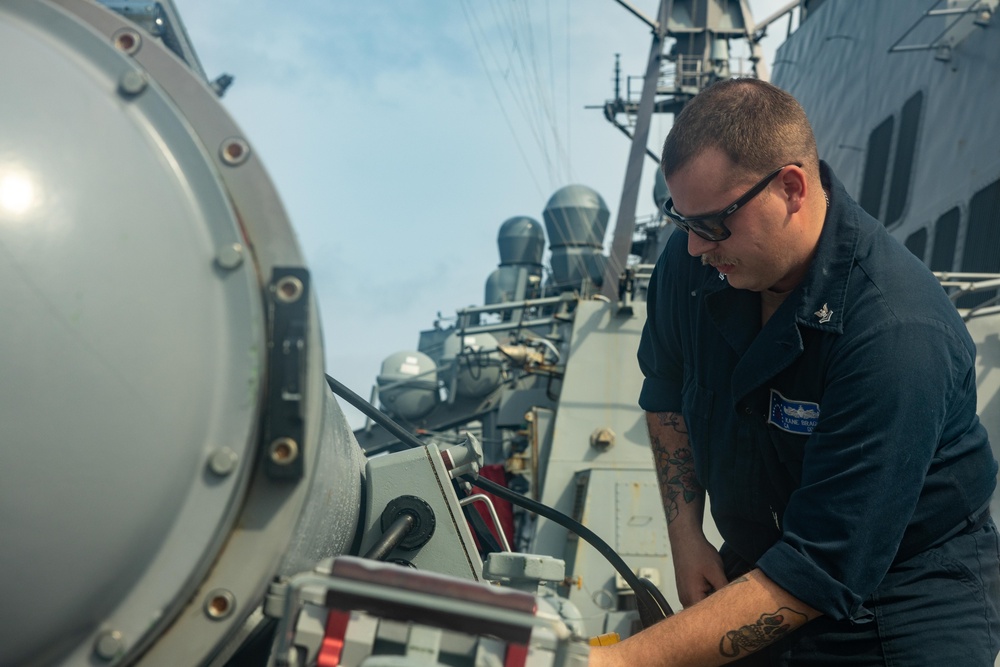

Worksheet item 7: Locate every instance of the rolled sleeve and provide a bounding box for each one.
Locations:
[638,374,683,413]
[758,541,873,622]
[637,233,688,414]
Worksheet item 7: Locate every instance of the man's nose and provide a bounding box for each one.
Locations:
[687,231,718,257]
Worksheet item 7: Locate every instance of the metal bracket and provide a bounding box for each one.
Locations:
[263,267,310,481]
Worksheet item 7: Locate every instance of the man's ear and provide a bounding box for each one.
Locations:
[779,165,807,215]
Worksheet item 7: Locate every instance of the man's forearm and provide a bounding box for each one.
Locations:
[646,411,704,532]
[647,411,729,607]
[591,569,819,667]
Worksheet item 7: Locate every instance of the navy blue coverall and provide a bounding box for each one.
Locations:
[638,163,1000,664]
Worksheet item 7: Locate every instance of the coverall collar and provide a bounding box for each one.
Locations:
[703,162,860,405]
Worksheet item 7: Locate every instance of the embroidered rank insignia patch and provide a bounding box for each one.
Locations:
[767,389,820,435]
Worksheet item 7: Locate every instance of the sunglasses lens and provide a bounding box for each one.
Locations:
[664,199,728,241]
[697,219,725,241]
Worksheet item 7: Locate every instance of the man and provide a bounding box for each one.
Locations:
[591,79,1000,666]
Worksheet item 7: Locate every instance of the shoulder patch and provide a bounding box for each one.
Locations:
[767,389,820,435]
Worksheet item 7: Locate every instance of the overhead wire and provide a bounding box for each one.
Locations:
[459,0,581,287]
[484,0,560,185]
[458,0,547,199]
[459,0,595,291]
[507,1,589,289]
[462,0,573,190]
[510,0,571,185]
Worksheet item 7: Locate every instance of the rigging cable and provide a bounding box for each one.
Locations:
[459,0,592,289]
[458,0,547,199]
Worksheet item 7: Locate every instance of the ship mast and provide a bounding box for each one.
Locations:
[599,0,768,301]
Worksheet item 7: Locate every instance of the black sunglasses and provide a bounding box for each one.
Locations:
[662,163,802,242]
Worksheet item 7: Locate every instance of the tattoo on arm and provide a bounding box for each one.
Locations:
[655,411,688,434]
[649,412,701,523]
[718,607,808,658]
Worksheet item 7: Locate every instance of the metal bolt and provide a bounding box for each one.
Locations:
[208,447,238,476]
[274,276,304,303]
[112,28,142,55]
[269,437,299,465]
[220,138,251,166]
[590,427,616,450]
[216,243,244,270]
[204,589,236,620]
[118,69,147,96]
[93,630,125,661]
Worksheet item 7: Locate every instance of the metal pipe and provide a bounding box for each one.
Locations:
[601,0,673,301]
[458,317,565,336]
[612,0,659,31]
[460,494,512,552]
[455,294,574,317]
[753,0,799,35]
[363,513,415,561]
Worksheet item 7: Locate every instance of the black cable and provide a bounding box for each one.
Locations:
[637,576,672,620]
[327,374,425,450]
[325,373,672,627]
[466,475,672,627]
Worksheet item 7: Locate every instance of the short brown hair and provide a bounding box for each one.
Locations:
[660,78,820,184]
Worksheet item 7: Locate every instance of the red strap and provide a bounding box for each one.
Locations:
[317,609,352,667]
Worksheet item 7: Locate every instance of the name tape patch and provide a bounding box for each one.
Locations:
[767,389,820,435]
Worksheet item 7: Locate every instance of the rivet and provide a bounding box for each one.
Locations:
[204,589,236,620]
[93,629,125,661]
[216,243,244,270]
[112,28,141,55]
[208,448,238,476]
[269,437,299,465]
[274,276,304,303]
[220,138,251,166]
[118,69,147,96]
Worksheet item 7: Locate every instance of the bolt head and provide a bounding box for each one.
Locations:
[208,447,238,476]
[94,630,124,661]
[118,69,147,96]
[216,243,244,270]
[589,427,616,450]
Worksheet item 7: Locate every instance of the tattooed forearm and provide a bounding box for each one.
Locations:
[718,607,808,658]
[655,411,688,434]
[653,443,701,522]
[648,411,701,524]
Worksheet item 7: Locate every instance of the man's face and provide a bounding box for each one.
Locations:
[665,148,808,293]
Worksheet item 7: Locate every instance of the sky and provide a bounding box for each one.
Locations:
[171,0,793,427]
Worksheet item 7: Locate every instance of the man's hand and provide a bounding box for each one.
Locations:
[672,533,728,608]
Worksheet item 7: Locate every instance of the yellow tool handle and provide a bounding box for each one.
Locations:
[589,632,621,646]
